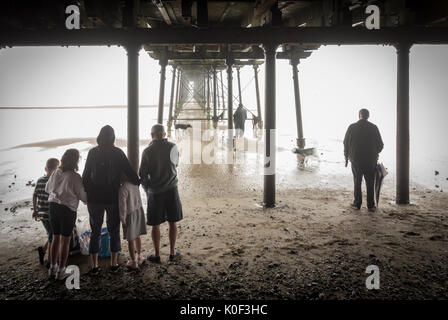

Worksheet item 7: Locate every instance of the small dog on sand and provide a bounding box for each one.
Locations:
[175,124,192,130]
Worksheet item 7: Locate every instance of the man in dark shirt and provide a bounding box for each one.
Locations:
[344,109,384,211]
[139,124,183,263]
[233,104,248,137]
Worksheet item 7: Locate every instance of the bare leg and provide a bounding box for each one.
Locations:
[168,222,178,256]
[59,236,71,269]
[43,241,48,253]
[135,237,142,257]
[111,252,118,266]
[50,235,61,266]
[151,225,161,257]
[47,241,52,263]
[90,253,99,268]
[128,240,136,262]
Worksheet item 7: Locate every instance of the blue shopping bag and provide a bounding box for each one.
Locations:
[98,227,111,258]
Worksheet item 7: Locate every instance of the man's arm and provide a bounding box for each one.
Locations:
[343,125,352,160]
[138,149,150,191]
[170,144,179,167]
[376,126,384,154]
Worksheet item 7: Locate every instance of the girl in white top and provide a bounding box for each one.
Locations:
[45,149,87,280]
[119,174,147,269]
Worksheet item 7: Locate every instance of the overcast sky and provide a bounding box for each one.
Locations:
[0,44,447,156]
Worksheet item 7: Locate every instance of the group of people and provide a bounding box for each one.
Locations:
[32,108,384,281]
[32,124,183,280]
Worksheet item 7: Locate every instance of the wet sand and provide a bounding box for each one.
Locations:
[1,170,447,300]
[1,105,447,300]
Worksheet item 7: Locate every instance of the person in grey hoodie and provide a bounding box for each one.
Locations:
[82,125,140,274]
[46,148,87,280]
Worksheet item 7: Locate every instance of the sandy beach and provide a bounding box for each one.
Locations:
[1,151,447,299]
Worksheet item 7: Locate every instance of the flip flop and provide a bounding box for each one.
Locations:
[138,256,146,266]
[126,260,139,270]
[169,250,181,262]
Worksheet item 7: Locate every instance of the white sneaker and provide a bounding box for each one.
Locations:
[55,268,73,281]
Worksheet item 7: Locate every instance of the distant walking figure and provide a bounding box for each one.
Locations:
[82,125,140,274]
[344,109,384,212]
[233,104,247,137]
[139,124,183,263]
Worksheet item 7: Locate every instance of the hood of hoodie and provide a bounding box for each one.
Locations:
[97,125,115,147]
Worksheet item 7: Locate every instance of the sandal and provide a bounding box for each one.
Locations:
[169,250,181,262]
[138,256,146,266]
[126,260,138,270]
[146,253,161,263]
[89,267,101,276]
[110,265,120,273]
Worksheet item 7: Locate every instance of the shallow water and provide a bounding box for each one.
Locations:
[0,105,446,207]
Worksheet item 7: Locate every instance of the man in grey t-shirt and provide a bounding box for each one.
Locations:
[139,124,183,263]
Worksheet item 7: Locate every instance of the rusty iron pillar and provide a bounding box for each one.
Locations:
[263,43,278,208]
[157,54,168,124]
[126,43,140,171]
[290,58,305,149]
[253,64,263,129]
[396,42,411,204]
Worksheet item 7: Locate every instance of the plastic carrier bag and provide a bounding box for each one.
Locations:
[77,216,111,258]
[98,228,111,258]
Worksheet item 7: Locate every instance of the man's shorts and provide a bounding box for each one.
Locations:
[49,202,77,237]
[146,186,183,226]
[41,218,53,242]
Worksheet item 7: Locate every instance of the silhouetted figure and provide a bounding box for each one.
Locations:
[82,125,140,274]
[344,109,384,212]
[233,104,247,137]
[139,124,183,263]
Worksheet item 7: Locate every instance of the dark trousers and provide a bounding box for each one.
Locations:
[351,161,376,208]
[87,203,121,254]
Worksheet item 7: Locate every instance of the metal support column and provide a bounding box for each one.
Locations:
[253,64,263,129]
[167,65,177,136]
[157,55,168,124]
[126,43,140,171]
[291,59,305,149]
[212,66,218,128]
[396,42,411,204]
[220,70,225,114]
[263,43,278,208]
[174,69,181,119]
[206,69,210,117]
[226,57,234,130]
[236,66,243,106]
